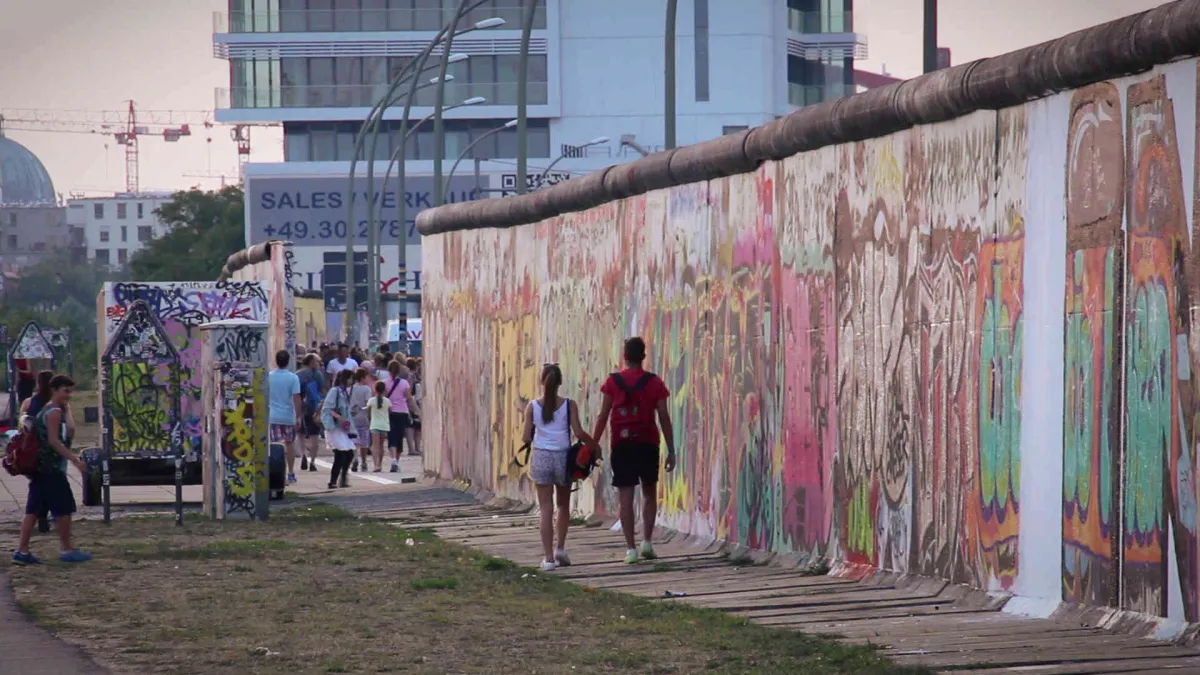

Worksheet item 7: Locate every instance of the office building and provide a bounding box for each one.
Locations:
[213,0,868,333]
[67,193,175,268]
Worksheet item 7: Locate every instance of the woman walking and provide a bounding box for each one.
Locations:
[368,381,391,473]
[383,360,421,472]
[321,369,356,489]
[349,368,373,472]
[520,364,598,571]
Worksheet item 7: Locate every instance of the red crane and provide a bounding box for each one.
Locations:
[0,101,221,193]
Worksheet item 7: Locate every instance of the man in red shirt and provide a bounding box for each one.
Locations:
[591,337,676,564]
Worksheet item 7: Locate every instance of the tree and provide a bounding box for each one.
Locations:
[128,186,246,282]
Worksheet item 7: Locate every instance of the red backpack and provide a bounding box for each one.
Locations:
[2,429,39,477]
[608,371,659,443]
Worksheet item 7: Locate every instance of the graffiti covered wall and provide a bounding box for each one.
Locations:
[98,281,269,460]
[423,58,1200,622]
[224,241,298,361]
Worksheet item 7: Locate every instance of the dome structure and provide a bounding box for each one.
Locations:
[0,133,56,206]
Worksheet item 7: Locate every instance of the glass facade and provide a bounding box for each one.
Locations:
[786,0,852,33]
[786,0,855,107]
[283,118,550,162]
[227,55,548,109]
[227,0,545,33]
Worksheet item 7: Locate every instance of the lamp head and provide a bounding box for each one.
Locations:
[462,96,487,106]
[503,119,519,128]
[473,17,506,29]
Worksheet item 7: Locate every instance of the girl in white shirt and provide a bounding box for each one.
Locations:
[521,363,598,571]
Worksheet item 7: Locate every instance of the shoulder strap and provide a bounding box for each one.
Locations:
[608,372,627,392]
[387,377,402,398]
[632,372,656,391]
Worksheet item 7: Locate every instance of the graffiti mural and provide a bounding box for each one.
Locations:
[10,322,54,360]
[100,301,182,459]
[98,281,268,460]
[423,57,1200,621]
[200,320,269,520]
[218,366,266,517]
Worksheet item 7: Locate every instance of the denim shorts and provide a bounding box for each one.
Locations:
[530,448,569,486]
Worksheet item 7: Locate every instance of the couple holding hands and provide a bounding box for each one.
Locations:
[521,337,676,571]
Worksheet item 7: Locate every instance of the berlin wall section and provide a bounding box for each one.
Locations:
[418,55,1200,629]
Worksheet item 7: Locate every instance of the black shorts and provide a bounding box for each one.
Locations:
[300,413,322,437]
[26,471,77,518]
[610,441,660,488]
[388,412,411,448]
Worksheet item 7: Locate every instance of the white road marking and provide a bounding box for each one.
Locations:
[312,459,405,485]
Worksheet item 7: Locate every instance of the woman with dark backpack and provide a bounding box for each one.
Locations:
[12,375,91,565]
[521,363,599,571]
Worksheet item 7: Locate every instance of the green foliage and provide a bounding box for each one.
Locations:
[0,249,118,389]
[128,187,246,283]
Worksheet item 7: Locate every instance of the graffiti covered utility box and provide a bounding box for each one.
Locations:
[199,319,270,521]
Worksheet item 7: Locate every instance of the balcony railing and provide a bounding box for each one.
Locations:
[787,9,853,34]
[216,81,548,110]
[788,82,854,108]
[214,4,544,34]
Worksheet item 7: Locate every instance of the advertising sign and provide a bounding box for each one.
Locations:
[244,175,482,247]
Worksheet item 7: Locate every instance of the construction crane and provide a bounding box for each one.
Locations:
[0,102,242,194]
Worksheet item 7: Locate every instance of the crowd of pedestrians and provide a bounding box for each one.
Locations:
[7,335,670,574]
[267,341,423,490]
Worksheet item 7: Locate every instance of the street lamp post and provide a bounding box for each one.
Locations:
[390,96,485,354]
[515,0,540,195]
[442,119,517,195]
[345,0,501,345]
[535,137,609,187]
[665,0,678,150]
[393,13,504,354]
[346,70,453,344]
[432,0,473,208]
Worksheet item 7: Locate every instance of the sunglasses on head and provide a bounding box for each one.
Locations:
[543,362,558,367]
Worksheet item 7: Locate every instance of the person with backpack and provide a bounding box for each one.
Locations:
[268,350,303,483]
[521,363,599,571]
[18,371,55,533]
[12,375,92,565]
[321,369,357,489]
[591,337,676,564]
[297,354,328,472]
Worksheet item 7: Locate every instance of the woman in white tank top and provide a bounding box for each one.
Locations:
[521,363,599,571]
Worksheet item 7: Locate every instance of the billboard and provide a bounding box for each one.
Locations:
[244,174,482,247]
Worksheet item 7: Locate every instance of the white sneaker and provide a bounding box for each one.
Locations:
[554,549,571,567]
[539,559,557,572]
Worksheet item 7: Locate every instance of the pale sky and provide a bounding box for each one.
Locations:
[0,0,1172,198]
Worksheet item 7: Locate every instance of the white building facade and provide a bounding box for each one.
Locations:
[213,0,866,332]
[67,193,175,268]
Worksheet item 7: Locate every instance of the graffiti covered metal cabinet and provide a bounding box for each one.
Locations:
[199,319,270,520]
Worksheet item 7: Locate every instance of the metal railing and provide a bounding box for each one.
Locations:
[217,81,547,109]
[787,9,853,34]
[214,5,544,34]
[788,82,854,108]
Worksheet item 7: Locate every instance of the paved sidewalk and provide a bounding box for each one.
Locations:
[333,488,1200,675]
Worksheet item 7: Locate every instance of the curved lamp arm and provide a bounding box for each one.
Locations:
[535,137,609,187]
[442,119,518,197]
